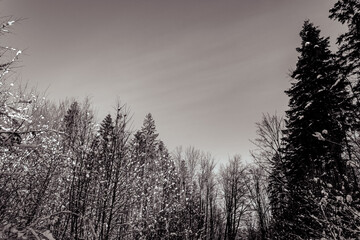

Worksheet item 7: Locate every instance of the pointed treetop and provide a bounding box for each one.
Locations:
[66,101,79,116]
[141,113,157,135]
[101,114,113,127]
[296,20,330,56]
[300,20,320,39]
[63,101,80,130]
[99,114,113,141]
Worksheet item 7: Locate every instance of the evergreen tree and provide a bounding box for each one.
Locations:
[58,101,96,239]
[330,0,360,78]
[283,20,353,239]
[62,101,80,150]
[98,114,115,179]
[129,113,181,239]
[94,114,115,238]
[89,110,131,240]
[330,0,360,184]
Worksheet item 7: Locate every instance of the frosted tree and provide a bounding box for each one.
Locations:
[219,155,249,240]
[55,100,98,239]
[172,146,205,239]
[197,153,219,240]
[0,18,26,147]
[84,107,132,240]
[0,17,66,240]
[250,114,288,238]
[128,113,181,239]
[329,0,360,187]
[330,0,360,78]
[282,20,357,239]
[245,166,271,240]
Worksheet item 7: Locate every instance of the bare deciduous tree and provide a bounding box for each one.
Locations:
[219,155,249,240]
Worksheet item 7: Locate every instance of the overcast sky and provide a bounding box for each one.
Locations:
[1,0,346,165]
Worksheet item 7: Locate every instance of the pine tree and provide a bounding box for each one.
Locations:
[128,113,181,239]
[98,114,114,178]
[58,101,96,239]
[330,0,360,78]
[87,110,132,239]
[283,20,353,239]
[94,114,115,238]
[330,0,360,135]
[330,0,360,185]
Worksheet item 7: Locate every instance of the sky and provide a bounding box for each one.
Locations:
[1,0,346,165]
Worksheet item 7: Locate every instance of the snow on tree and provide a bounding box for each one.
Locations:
[282,20,358,239]
[330,0,360,193]
[128,113,181,239]
[219,155,249,240]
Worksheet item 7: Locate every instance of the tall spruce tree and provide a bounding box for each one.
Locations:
[128,113,181,239]
[330,1,360,137]
[330,0,360,179]
[283,20,353,239]
[330,0,360,78]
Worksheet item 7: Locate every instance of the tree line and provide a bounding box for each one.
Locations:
[1,1,360,239]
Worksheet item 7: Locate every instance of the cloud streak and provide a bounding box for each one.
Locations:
[1,0,346,163]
